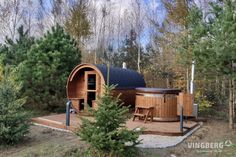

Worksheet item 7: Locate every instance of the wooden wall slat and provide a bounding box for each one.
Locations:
[113,89,136,106]
[177,93,193,116]
[135,95,178,119]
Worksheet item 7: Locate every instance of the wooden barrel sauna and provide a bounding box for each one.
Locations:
[66,63,146,112]
[135,88,181,121]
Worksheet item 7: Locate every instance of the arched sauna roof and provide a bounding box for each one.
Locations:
[95,64,146,88]
[67,63,146,89]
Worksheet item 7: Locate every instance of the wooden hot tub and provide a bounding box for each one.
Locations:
[135,88,181,121]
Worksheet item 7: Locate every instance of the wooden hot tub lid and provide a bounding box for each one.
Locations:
[136,88,181,94]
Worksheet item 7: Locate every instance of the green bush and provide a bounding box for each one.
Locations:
[0,68,31,145]
[78,85,141,157]
[0,25,35,66]
[195,91,213,113]
[19,24,81,111]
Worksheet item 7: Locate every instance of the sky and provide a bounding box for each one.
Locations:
[87,0,167,47]
[141,0,167,46]
[0,0,167,46]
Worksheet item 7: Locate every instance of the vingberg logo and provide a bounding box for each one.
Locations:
[224,140,232,147]
[187,140,233,152]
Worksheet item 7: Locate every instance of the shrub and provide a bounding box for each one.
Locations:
[0,25,35,66]
[195,90,213,113]
[19,24,81,111]
[78,85,141,157]
[0,68,30,145]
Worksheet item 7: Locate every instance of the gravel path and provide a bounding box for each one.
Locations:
[136,124,202,148]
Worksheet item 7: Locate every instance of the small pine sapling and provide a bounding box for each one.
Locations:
[0,68,31,145]
[78,85,141,157]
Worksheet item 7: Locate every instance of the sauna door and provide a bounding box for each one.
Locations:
[85,71,98,109]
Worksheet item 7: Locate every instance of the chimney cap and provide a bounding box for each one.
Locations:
[122,62,127,69]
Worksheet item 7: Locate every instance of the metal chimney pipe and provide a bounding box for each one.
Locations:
[190,60,198,119]
[122,62,127,69]
[190,60,195,94]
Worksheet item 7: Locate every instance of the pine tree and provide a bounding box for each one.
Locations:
[162,0,195,91]
[0,25,34,66]
[163,0,190,27]
[78,85,140,157]
[188,0,236,129]
[115,29,147,71]
[65,1,91,44]
[0,67,30,145]
[20,24,81,111]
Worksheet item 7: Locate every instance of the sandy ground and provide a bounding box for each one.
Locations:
[0,119,236,157]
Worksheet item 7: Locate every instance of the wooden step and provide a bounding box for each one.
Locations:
[31,117,76,131]
[31,117,66,129]
[133,113,145,117]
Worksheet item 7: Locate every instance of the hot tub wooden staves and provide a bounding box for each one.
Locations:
[135,88,181,121]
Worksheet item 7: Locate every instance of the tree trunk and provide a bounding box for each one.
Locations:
[137,44,141,73]
[186,67,189,93]
[137,0,141,73]
[221,76,226,97]
[233,79,236,123]
[215,76,219,91]
[166,77,169,88]
[229,78,234,129]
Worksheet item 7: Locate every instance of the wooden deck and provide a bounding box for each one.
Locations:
[31,113,199,136]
